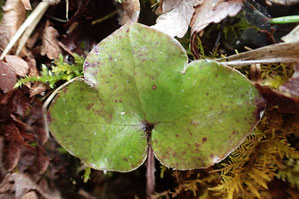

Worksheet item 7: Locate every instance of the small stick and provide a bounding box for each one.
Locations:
[146,145,155,198]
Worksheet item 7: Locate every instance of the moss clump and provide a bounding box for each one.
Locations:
[16,54,84,88]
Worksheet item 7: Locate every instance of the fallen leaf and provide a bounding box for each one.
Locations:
[218,42,299,66]
[282,25,299,43]
[190,0,243,35]
[9,89,31,118]
[21,0,31,10]
[279,64,299,100]
[5,55,29,76]
[0,61,16,93]
[2,124,23,171]
[21,191,38,199]
[118,0,140,25]
[29,84,47,97]
[0,88,49,175]
[152,0,203,38]
[0,0,26,53]
[26,56,48,95]
[40,21,61,60]
[266,0,299,5]
[2,173,61,199]
[256,84,299,114]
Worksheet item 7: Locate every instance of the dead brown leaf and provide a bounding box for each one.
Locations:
[29,84,47,97]
[40,21,61,60]
[5,55,29,76]
[279,64,299,100]
[282,25,299,43]
[1,173,61,199]
[2,123,23,171]
[256,84,299,114]
[0,61,16,93]
[0,0,26,53]
[266,0,299,5]
[190,0,243,35]
[118,0,140,25]
[21,0,32,10]
[25,56,47,97]
[152,0,203,38]
[218,42,299,65]
[21,191,38,199]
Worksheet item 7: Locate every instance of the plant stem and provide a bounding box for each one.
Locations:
[146,145,155,198]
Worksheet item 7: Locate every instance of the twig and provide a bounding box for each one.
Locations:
[16,4,47,55]
[0,2,50,60]
[0,0,61,60]
[92,10,118,25]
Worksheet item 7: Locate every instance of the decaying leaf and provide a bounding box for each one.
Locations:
[218,42,299,66]
[0,0,26,53]
[21,191,38,199]
[5,55,29,76]
[266,0,299,5]
[118,0,140,25]
[0,173,60,199]
[282,25,299,43]
[190,0,243,35]
[25,57,47,97]
[48,23,265,172]
[0,61,16,93]
[0,88,49,173]
[40,21,61,60]
[279,64,299,101]
[256,84,299,114]
[21,0,32,10]
[2,123,23,171]
[152,0,203,38]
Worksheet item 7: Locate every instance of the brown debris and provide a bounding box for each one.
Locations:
[5,55,29,76]
[190,0,243,35]
[266,0,299,5]
[256,84,299,114]
[279,64,299,100]
[0,61,16,93]
[0,173,60,199]
[0,0,26,54]
[0,88,49,174]
[152,0,203,38]
[21,0,32,10]
[218,42,299,66]
[40,21,61,60]
[26,56,47,97]
[118,0,140,25]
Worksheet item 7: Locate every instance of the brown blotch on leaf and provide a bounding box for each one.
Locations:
[175,134,179,137]
[232,130,238,135]
[191,120,199,126]
[86,104,93,110]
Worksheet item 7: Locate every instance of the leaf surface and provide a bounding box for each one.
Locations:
[48,23,265,171]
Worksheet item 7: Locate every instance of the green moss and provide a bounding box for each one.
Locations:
[16,53,84,88]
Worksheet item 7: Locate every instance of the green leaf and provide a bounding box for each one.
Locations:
[48,23,265,172]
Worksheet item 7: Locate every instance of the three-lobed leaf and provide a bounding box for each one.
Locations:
[48,23,265,172]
